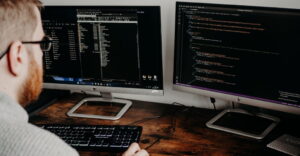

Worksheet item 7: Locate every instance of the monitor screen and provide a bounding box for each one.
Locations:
[41,6,163,95]
[174,2,300,114]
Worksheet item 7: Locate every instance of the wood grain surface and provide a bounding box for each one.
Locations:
[29,93,294,156]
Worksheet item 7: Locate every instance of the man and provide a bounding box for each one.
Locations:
[0,0,149,155]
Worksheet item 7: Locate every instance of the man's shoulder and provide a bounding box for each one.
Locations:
[0,121,78,156]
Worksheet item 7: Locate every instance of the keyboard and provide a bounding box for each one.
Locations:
[38,124,142,152]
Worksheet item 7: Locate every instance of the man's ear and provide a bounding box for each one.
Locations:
[6,41,27,76]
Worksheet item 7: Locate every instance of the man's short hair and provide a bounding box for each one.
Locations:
[0,0,42,53]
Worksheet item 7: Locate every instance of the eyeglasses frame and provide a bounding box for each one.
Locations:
[0,36,52,60]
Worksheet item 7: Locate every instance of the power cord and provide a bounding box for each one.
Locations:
[131,103,192,150]
[210,97,217,110]
[232,101,235,109]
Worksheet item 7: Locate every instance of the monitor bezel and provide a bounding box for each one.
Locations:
[173,2,300,115]
[44,83,163,95]
[173,84,300,115]
[42,5,164,96]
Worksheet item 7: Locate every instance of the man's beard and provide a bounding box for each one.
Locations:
[18,59,43,106]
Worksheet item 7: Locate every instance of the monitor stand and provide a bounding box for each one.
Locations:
[67,92,132,120]
[206,108,280,139]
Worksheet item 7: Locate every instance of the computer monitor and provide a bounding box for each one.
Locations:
[173,2,300,139]
[41,6,163,120]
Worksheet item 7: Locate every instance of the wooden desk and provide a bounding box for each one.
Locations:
[29,93,297,156]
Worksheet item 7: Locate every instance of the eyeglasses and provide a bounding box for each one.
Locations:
[23,36,53,52]
[0,36,53,60]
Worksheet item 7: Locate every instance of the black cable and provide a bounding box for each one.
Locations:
[232,101,235,109]
[129,102,187,126]
[145,137,162,150]
[210,97,216,110]
[134,104,192,150]
[129,115,161,125]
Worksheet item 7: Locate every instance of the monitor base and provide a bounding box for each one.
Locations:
[206,109,280,139]
[267,134,300,156]
[67,93,132,120]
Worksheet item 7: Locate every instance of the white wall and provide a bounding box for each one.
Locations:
[41,0,300,109]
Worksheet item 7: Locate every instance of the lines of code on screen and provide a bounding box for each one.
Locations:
[174,2,300,107]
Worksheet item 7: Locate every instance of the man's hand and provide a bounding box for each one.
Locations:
[122,143,149,156]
